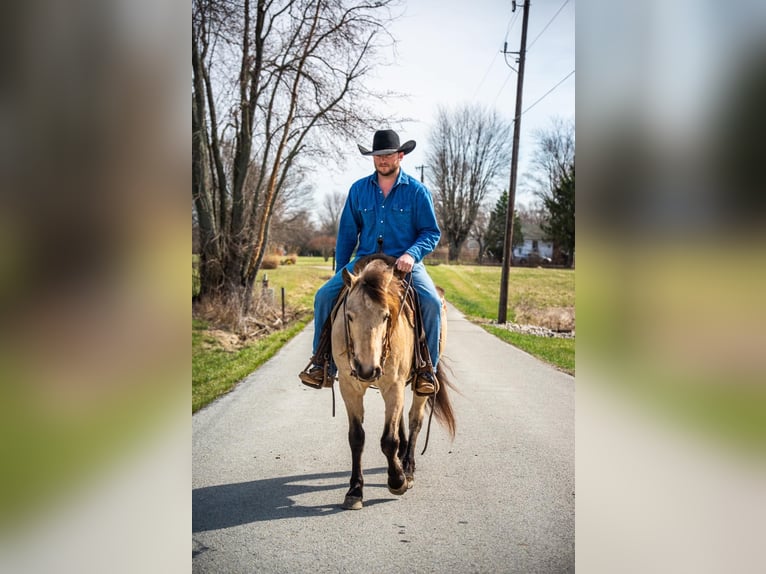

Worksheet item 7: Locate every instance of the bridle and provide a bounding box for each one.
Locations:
[343,271,413,381]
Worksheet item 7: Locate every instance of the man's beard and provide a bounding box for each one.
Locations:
[376,165,398,177]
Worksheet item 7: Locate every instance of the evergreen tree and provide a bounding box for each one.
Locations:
[485,191,523,262]
[541,162,575,266]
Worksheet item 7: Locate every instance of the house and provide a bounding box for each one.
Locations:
[513,222,554,262]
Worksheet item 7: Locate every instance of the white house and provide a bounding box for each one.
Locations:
[513,222,554,260]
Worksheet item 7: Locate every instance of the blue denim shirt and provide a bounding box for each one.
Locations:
[335,169,441,269]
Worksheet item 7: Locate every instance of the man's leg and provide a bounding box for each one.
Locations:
[312,271,346,356]
[410,263,442,395]
[300,263,350,388]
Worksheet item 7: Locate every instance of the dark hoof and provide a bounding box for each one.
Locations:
[388,480,408,496]
[342,495,363,510]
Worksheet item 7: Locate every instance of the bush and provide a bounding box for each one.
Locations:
[261,255,281,270]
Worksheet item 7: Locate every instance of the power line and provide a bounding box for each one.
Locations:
[504,5,522,43]
[520,69,575,117]
[493,68,516,106]
[479,5,522,100]
[472,50,501,99]
[527,0,571,51]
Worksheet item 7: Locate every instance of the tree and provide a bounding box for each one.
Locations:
[270,205,318,256]
[192,0,397,323]
[485,190,523,263]
[469,206,490,264]
[526,117,575,266]
[541,164,575,266]
[426,104,513,261]
[267,170,316,255]
[306,235,336,260]
[317,190,346,237]
[526,117,575,197]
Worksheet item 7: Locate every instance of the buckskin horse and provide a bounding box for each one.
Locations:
[331,254,456,510]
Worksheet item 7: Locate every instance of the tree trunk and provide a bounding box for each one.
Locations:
[448,240,461,262]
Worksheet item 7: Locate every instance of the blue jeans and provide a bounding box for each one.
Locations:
[312,259,442,370]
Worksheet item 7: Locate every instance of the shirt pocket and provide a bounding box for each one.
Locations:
[391,204,412,217]
[359,205,376,225]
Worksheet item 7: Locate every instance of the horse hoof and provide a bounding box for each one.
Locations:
[388,482,408,496]
[342,495,363,510]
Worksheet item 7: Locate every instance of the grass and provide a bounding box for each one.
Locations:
[192,257,334,412]
[192,257,575,412]
[483,325,575,374]
[427,263,575,375]
[426,264,575,322]
[193,318,309,412]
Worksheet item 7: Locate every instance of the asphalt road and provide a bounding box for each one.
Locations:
[193,304,574,573]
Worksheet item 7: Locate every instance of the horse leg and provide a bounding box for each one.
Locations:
[380,384,407,496]
[397,410,408,461]
[340,386,365,510]
[402,393,430,489]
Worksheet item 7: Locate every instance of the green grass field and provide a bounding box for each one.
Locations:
[192,257,575,412]
[426,264,575,375]
[426,264,575,322]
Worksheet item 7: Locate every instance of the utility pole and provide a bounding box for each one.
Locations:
[415,164,426,182]
[497,0,530,324]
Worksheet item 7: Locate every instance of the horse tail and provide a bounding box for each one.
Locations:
[432,358,457,439]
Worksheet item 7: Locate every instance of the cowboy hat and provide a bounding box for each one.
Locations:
[357,129,416,156]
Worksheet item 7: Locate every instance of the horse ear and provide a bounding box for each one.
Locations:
[342,267,356,288]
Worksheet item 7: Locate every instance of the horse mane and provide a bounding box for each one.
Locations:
[353,254,403,316]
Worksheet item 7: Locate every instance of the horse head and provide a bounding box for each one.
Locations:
[341,259,400,382]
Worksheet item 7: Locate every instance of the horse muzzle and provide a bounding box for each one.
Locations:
[351,360,382,382]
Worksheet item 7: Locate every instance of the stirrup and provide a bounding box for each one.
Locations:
[414,370,438,396]
[299,360,325,389]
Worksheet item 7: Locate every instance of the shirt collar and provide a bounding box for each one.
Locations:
[367,168,412,190]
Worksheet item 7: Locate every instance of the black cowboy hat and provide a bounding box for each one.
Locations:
[357,129,416,156]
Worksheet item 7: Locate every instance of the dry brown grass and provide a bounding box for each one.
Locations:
[514,303,575,332]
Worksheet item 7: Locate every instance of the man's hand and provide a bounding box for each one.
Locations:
[395,253,415,273]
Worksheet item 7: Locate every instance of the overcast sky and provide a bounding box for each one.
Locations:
[319,0,575,209]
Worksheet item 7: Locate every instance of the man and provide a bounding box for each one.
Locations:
[299,129,442,395]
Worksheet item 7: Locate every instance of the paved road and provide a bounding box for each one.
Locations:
[193,304,574,573]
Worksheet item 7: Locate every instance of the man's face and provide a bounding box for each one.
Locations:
[373,152,403,177]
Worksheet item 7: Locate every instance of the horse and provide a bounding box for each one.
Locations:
[331,254,456,510]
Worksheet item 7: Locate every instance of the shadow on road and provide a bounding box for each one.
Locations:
[193,467,394,532]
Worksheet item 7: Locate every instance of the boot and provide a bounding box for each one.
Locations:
[414,370,438,396]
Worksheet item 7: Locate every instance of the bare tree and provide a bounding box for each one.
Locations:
[192,0,398,322]
[271,208,317,255]
[268,172,316,255]
[426,104,513,261]
[524,117,575,202]
[517,201,548,229]
[317,190,346,237]
[469,204,490,265]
